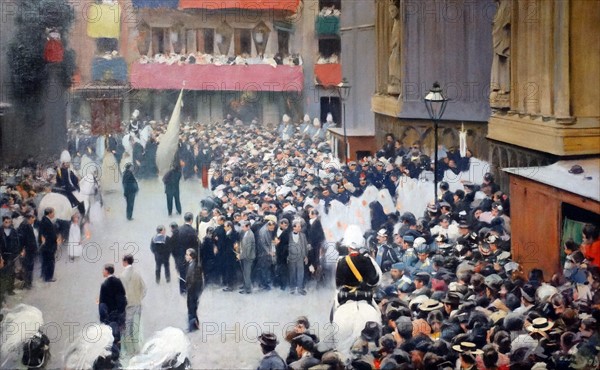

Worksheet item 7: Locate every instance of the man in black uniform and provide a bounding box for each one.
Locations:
[335,225,382,306]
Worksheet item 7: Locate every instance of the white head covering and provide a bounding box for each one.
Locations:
[60,150,71,164]
[303,114,310,123]
[326,113,333,123]
[282,114,290,123]
[313,118,321,127]
[343,225,365,250]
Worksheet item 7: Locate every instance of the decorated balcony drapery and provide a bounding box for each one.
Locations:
[315,16,340,36]
[86,3,121,38]
[314,63,341,87]
[178,0,300,11]
[130,63,303,91]
[92,57,128,83]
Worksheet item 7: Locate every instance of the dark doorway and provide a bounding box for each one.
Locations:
[320,96,341,126]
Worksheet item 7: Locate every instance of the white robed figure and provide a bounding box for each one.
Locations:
[68,213,82,259]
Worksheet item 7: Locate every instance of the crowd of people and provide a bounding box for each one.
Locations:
[1,111,600,369]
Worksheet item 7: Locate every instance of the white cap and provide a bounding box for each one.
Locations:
[313,118,321,127]
[60,150,71,164]
[283,114,290,123]
[132,109,140,119]
[326,113,333,123]
[413,237,427,249]
[343,225,365,249]
[303,114,310,122]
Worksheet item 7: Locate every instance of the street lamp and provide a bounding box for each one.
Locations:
[424,81,448,203]
[337,78,351,163]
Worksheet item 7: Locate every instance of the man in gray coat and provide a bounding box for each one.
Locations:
[238,221,255,294]
[288,220,309,295]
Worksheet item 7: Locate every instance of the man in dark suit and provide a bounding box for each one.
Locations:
[306,209,325,283]
[178,213,199,295]
[122,163,139,220]
[162,163,182,216]
[185,249,204,332]
[39,208,58,282]
[99,264,127,351]
[18,212,38,289]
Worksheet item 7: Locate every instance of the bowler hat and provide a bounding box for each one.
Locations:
[258,332,278,347]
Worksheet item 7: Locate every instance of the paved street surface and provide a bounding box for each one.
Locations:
[7,178,336,369]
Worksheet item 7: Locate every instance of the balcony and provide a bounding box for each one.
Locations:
[130,63,303,91]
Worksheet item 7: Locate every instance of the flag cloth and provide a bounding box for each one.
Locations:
[156,89,184,176]
[87,3,121,39]
[459,130,467,157]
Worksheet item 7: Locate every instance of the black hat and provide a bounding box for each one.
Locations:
[258,332,278,347]
[568,165,584,174]
[360,321,381,342]
[520,284,537,303]
[441,292,462,306]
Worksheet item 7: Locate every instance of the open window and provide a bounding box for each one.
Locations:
[151,28,168,54]
[320,0,341,9]
[318,37,341,58]
[136,21,151,56]
[277,30,290,56]
[187,28,214,54]
[234,28,252,56]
